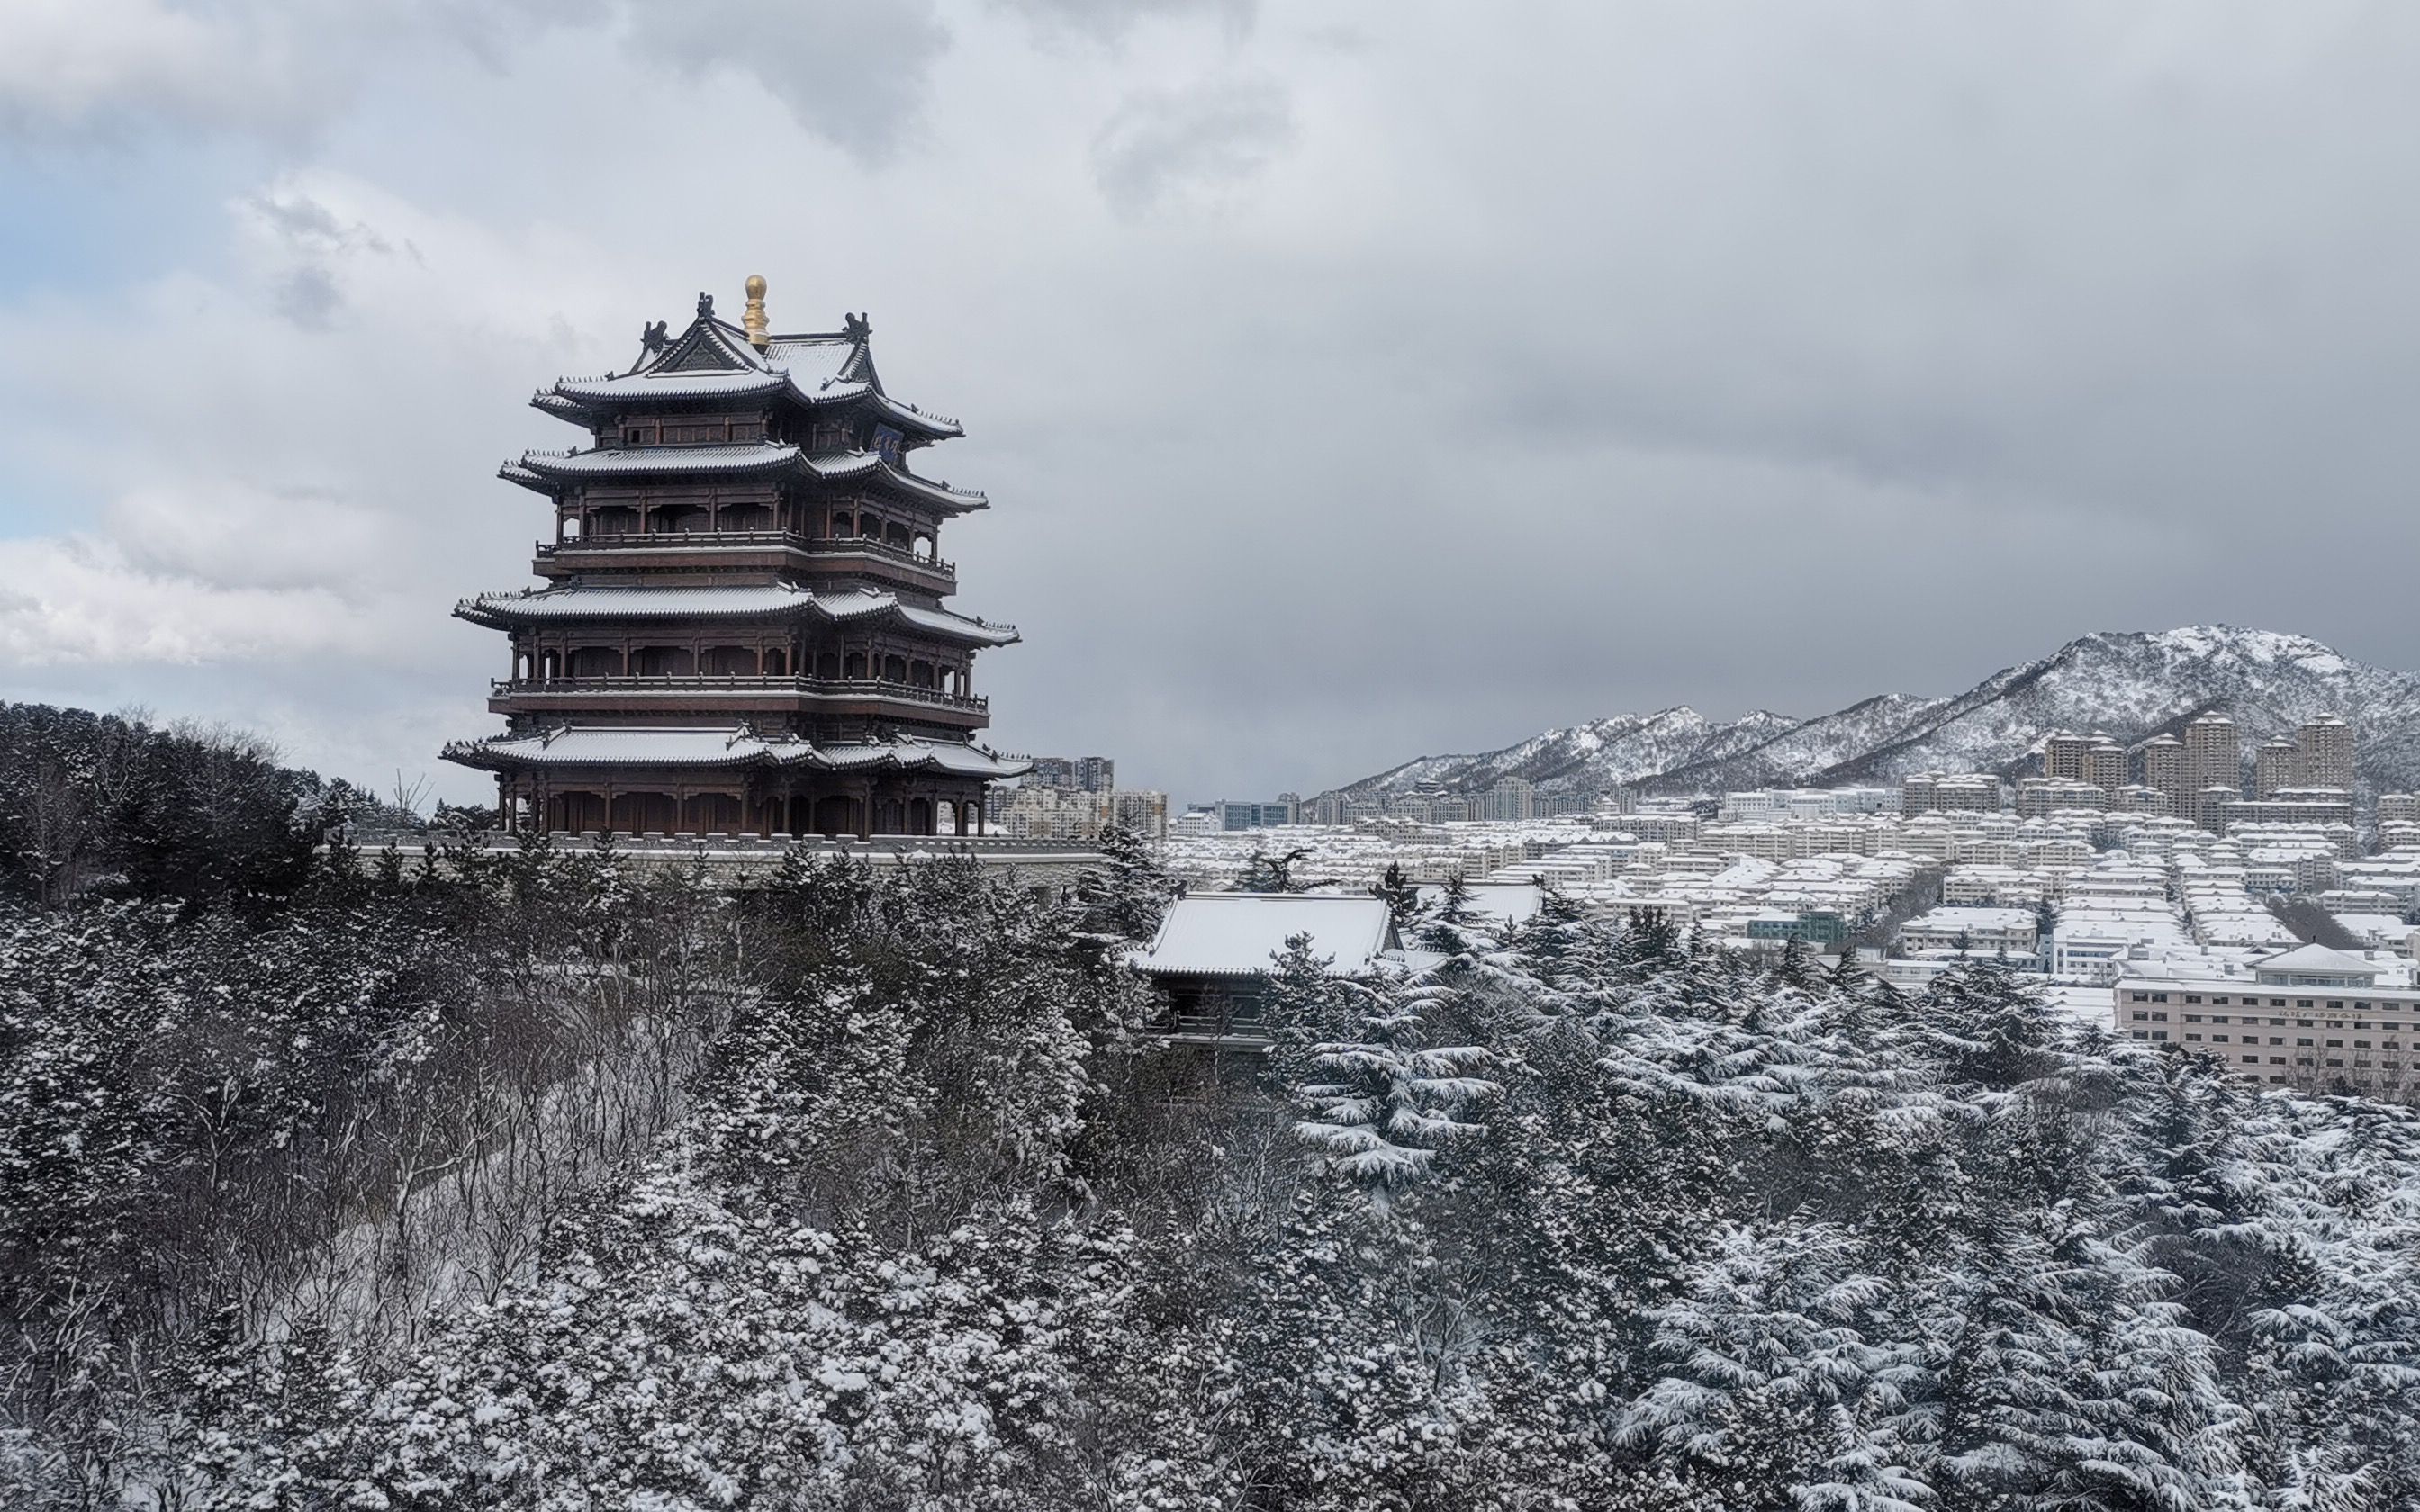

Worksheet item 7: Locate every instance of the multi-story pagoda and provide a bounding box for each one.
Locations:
[444,277,1027,839]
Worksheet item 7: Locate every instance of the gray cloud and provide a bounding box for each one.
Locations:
[8,1,2420,809]
[997,0,1254,43]
[271,266,342,328]
[623,0,953,162]
[1091,74,1294,216]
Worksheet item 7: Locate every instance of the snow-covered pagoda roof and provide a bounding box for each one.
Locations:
[1134,894,1396,980]
[500,444,988,513]
[451,582,1019,644]
[442,725,1031,777]
[533,306,962,441]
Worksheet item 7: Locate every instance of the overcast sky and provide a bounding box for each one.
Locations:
[4,1,2419,806]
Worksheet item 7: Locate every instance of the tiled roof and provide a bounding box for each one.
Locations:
[441,724,1029,776]
[452,582,1019,643]
[552,370,790,402]
[501,445,987,511]
[811,588,1020,644]
[536,315,962,438]
[516,443,801,477]
[1135,895,1395,979]
[2254,943,2379,976]
[457,582,817,621]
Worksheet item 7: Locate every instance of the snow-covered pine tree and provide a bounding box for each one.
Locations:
[1072,820,1177,943]
[1293,975,1497,1209]
[1372,860,1420,930]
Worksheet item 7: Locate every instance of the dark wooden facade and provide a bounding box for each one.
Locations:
[444,287,1026,837]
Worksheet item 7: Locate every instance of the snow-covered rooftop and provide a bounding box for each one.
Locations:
[503,445,987,511]
[453,582,1018,644]
[2252,943,2382,981]
[443,725,1029,777]
[1135,894,1395,979]
[537,314,962,438]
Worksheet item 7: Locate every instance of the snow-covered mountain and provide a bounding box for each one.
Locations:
[1348,706,1802,797]
[1339,626,2420,798]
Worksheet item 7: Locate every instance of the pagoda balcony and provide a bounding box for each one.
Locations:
[489,672,989,716]
[535,531,955,588]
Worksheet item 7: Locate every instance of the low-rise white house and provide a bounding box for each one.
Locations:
[1898,905,2038,958]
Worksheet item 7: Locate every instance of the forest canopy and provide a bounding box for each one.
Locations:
[1,706,2415,1510]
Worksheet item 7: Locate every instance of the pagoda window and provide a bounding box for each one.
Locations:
[763,649,788,677]
[650,504,709,534]
[568,646,620,678]
[885,522,913,551]
[622,425,654,446]
[632,645,695,678]
[700,645,755,677]
[912,533,935,561]
[817,652,842,680]
[909,661,935,688]
[883,654,909,682]
[844,652,868,680]
[560,516,582,541]
[719,502,771,532]
[829,511,855,537]
[728,418,763,442]
[591,506,639,536]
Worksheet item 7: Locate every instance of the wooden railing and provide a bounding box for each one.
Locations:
[537,531,954,575]
[491,673,987,714]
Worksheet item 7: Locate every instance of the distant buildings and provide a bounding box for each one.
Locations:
[989,752,1163,840]
[2140,736,2185,806]
[989,785,1108,841]
[1899,905,2039,958]
[2045,733,2091,783]
[2300,716,2355,792]
[1109,789,1169,839]
[2185,714,2241,801]
[2116,944,2417,1100]
[2015,778,2106,817]
[2032,714,2360,832]
[1903,772,2001,814]
[2085,738,2127,794]
[1027,755,1115,792]
[2255,739,2300,798]
[1215,799,1297,831]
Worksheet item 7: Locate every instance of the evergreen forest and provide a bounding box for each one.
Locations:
[4,702,2417,1510]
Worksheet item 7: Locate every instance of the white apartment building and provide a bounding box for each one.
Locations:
[2115,943,2417,1099]
[1899,905,2038,957]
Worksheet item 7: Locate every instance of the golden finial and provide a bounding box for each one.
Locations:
[743,274,769,348]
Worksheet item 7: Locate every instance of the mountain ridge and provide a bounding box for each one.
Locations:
[1336,626,2420,799]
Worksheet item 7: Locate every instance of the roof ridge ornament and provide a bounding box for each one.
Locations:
[743,274,769,349]
[634,320,669,374]
[843,310,871,341]
[696,291,715,319]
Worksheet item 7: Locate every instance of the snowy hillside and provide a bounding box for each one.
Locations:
[1347,706,1801,796]
[1341,626,2420,796]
